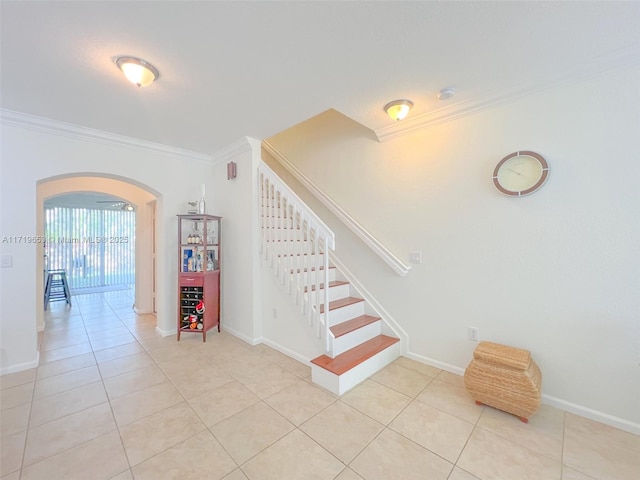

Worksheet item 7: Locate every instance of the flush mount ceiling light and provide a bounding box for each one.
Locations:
[115,56,160,87]
[384,99,413,121]
[122,203,135,211]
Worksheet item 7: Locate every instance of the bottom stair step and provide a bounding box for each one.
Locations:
[311,334,399,375]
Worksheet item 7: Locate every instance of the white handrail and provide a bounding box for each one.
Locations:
[262,140,411,276]
[259,161,335,354]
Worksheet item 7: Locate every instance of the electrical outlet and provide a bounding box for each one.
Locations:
[409,251,422,264]
[468,327,479,342]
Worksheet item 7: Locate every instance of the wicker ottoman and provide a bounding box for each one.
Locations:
[464,341,542,423]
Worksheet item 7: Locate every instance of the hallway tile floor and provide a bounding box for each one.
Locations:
[1,290,639,479]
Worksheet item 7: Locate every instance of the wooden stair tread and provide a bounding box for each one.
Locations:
[311,335,399,375]
[319,296,363,313]
[330,315,380,338]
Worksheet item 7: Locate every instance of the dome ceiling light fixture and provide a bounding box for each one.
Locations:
[384,99,413,121]
[115,56,160,87]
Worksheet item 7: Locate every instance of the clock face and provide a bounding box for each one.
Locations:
[493,151,549,196]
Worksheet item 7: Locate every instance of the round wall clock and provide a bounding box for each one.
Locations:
[493,151,549,196]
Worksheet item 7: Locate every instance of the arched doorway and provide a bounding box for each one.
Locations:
[36,175,159,332]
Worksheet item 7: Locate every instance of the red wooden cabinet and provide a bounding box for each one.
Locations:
[177,214,221,342]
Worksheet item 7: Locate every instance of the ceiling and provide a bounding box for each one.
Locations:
[2,1,639,156]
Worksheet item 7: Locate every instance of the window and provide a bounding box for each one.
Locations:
[44,207,135,291]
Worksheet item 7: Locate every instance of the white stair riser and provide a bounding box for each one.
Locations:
[311,341,401,395]
[305,283,350,306]
[328,302,365,327]
[331,320,381,357]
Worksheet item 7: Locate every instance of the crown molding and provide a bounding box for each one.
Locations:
[374,47,640,142]
[210,136,259,166]
[263,140,411,277]
[0,109,213,165]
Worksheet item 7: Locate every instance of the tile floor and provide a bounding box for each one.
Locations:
[1,289,639,479]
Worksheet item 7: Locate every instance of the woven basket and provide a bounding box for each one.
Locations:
[464,341,541,421]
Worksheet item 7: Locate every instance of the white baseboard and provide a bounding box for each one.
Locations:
[223,326,261,346]
[1,352,40,376]
[155,326,176,337]
[403,350,640,436]
[133,307,153,315]
[259,337,313,366]
[542,394,640,436]
[403,351,466,376]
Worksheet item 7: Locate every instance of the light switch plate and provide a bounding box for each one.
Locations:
[409,251,422,264]
[1,254,13,268]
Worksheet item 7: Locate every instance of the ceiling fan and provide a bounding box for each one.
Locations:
[96,200,135,211]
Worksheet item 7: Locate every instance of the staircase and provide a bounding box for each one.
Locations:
[259,162,400,395]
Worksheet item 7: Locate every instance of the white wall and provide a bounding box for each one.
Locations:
[209,138,263,344]
[0,116,215,373]
[265,65,640,431]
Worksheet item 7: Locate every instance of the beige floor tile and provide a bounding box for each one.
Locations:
[132,430,236,479]
[563,420,640,480]
[393,356,442,377]
[93,342,145,363]
[565,413,640,452]
[457,428,561,480]
[83,319,125,333]
[390,400,474,463]
[108,469,133,479]
[300,401,383,464]
[0,431,26,476]
[416,379,484,424]
[0,402,31,437]
[250,344,291,364]
[30,381,107,427]
[448,467,482,480]
[147,343,207,364]
[1,382,34,410]
[90,333,137,351]
[40,333,89,352]
[477,403,564,460]
[341,379,411,425]
[0,368,36,390]
[97,352,156,379]
[1,471,21,480]
[23,402,116,466]
[242,429,344,480]
[371,362,434,397]
[210,401,294,465]
[39,343,94,364]
[188,380,260,427]
[562,466,597,480]
[163,363,233,398]
[102,364,167,399]
[33,365,101,399]
[335,468,364,480]
[264,379,336,426]
[234,363,300,399]
[21,430,128,480]
[216,348,279,378]
[277,356,312,379]
[223,469,248,480]
[436,370,466,388]
[119,402,206,466]
[87,325,131,341]
[36,352,96,380]
[110,381,183,427]
[350,429,452,480]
